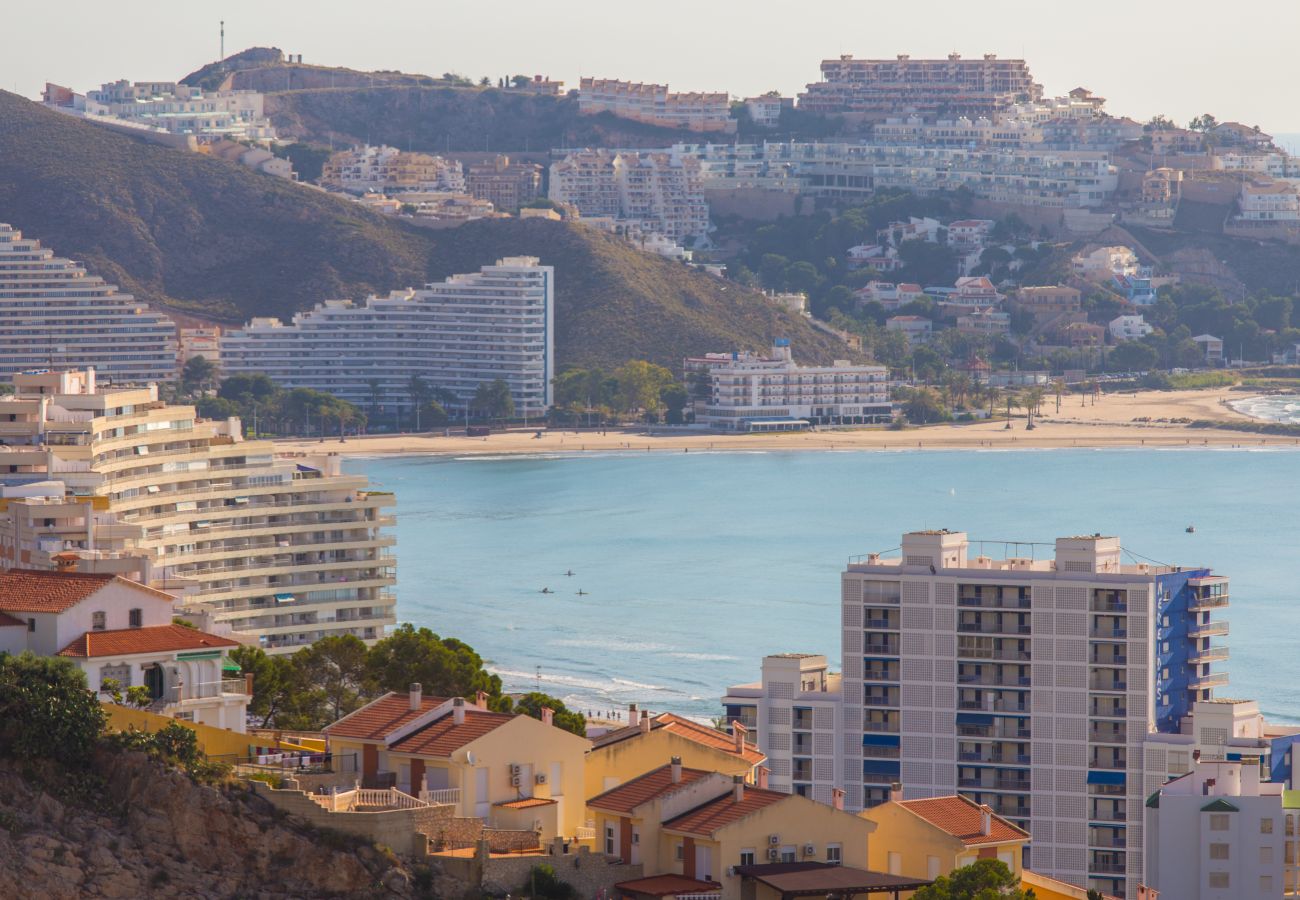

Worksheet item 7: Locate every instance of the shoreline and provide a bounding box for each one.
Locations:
[275,388,1297,458]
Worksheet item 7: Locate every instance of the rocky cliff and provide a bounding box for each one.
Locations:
[0,751,417,899]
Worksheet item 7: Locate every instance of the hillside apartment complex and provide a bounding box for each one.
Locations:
[577,78,735,134]
[799,54,1042,122]
[724,530,1300,898]
[220,258,554,417]
[0,224,177,384]
[320,145,466,195]
[43,80,275,142]
[685,340,892,431]
[0,370,395,653]
[548,149,710,244]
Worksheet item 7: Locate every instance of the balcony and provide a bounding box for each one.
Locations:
[1089,861,1126,875]
[1090,598,1128,614]
[862,695,900,707]
[958,595,1030,610]
[1089,724,1127,745]
[957,699,1028,713]
[958,673,1031,688]
[1090,626,1128,640]
[863,668,898,682]
[1190,645,1229,663]
[1089,675,1128,692]
[863,746,901,760]
[1089,756,1127,771]
[864,719,900,733]
[1188,620,1229,638]
[1090,703,1127,719]
[865,616,899,630]
[1189,594,1229,612]
[1090,806,1127,823]
[958,751,1031,765]
[958,620,1031,636]
[1090,653,1128,667]
[864,641,901,656]
[1190,671,1229,689]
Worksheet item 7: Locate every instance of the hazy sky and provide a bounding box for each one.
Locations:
[4,0,1298,134]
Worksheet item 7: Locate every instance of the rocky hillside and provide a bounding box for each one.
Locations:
[0,90,844,369]
[0,751,415,899]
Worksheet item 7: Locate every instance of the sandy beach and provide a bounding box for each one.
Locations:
[275,389,1297,457]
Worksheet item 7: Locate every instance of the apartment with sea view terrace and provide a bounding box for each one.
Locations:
[0,369,395,653]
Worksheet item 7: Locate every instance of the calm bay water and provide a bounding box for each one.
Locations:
[347,449,1300,723]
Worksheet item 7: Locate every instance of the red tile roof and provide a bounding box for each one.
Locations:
[614,874,722,897]
[591,713,765,766]
[0,612,26,628]
[494,797,556,809]
[388,710,514,758]
[324,692,449,741]
[662,785,788,836]
[0,569,174,614]
[57,624,239,658]
[588,764,714,814]
[895,796,1029,846]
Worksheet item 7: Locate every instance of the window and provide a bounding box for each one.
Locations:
[1208,872,1229,889]
[927,856,941,880]
[1261,845,1273,864]
[1262,818,1275,834]
[1210,814,1230,831]
[1209,843,1230,859]
[675,842,684,861]
[888,851,902,875]
[128,608,142,628]
[826,845,841,865]
[603,824,614,856]
[92,611,106,631]
[739,850,755,867]
[780,847,796,863]
[1261,875,1274,892]
[27,618,35,633]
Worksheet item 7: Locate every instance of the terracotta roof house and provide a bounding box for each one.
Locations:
[0,569,249,732]
[324,686,591,843]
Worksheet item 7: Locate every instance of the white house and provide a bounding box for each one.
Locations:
[1073,245,1140,280]
[886,315,934,346]
[1193,334,1225,364]
[1109,314,1154,342]
[0,569,249,731]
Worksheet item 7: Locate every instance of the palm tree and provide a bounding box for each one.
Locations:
[1023,386,1046,429]
[1004,392,1019,429]
[408,375,431,432]
[1053,380,1065,414]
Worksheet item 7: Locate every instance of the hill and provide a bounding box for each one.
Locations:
[0,91,845,369]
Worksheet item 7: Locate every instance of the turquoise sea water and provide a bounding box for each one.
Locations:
[348,448,1300,723]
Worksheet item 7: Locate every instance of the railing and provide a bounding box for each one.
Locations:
[1189,595,1229,610]
[351,787,430,810]
[1090,600,1128,613]
[957,621,1031,636]
[1090,655,1128,666]
[421,788,461,806]
[863,721,899,733]
[958,596,1030,610]
[575,822,596,841]
[1090,628,1128,640]
[863,643,900,655]
[863,747,901,759]
[1188,620,1228,637]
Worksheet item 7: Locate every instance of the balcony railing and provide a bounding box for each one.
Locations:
[1190,672,1229,689]
[1188,620,1229,638]
[958,621,1031,636]
[1089,757,1127,770]
[1090,627,1128,640]
[863,746,901,759]
[864,721,900,733]
[1189,595,1229,611]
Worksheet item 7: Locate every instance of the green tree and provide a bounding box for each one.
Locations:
[228,645,319,728]
[366,624,505,706]
[660,382,690,425]
[473,379,516,422]
[293,634,372,723]
[896,386,951,424]
[510,692,587,737]
[912,859,1031,899]
[0,653,106,768]
[511,75,532,88]
[1109,341,1158,371]
[180,355,217,396]
[613,361,675,419]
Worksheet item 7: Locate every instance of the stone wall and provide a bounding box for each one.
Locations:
[248,781,432,856]
[437,840,642,898]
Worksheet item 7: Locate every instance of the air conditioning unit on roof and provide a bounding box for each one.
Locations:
[767,848,780,860]
[769,834,781,845]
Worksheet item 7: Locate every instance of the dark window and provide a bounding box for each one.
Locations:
[128,608,142,628]
[27,618,35,633]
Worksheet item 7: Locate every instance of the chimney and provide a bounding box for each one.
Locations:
[628,703,639,728]
[640,712,652,734]
[757,766,769,789]
[733,721,747,754]
[409,682,423,711]
[671,756,682,784]
[453,696,465,725]
[54,553,78,573]
[541,706,554,727]
[1193,749,1202,762]
[476,690,489,708]
[889,782,904,803]
[980,805,992,836]
[733,774,745,803]
[244,672,255,696]
[832,788,845,811]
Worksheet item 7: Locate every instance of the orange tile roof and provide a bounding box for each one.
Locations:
[0,569,173,614]
[494,797,556,809]
[588,764,714,814]
[614,874,722,897]
[0,612,26,628]
[895,796,1029,846]
[591,713,765,766]
[388,710,514,758]
[324,692,449,741]
[57,624,239,658]
[662,785,788,837]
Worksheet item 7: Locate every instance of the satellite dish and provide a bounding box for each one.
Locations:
[466,751,475,766]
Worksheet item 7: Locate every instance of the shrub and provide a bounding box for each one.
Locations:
[523,864,576,900]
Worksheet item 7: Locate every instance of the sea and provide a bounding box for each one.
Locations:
[347,437,1300,725]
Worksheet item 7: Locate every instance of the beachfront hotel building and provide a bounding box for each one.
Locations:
[685,340,892,431]
[548,150,710,244]
[576,77,735,134]
[0,369,395,653]
[798,53,1042,122]
[219,258,553,417]
[0,224,177,384]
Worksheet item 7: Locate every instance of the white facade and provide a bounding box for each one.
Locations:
[723,654,845,803]
[549,150,710,244]
[0,224,177,384]
[220,258,554,417]
[48,80,274,142]
[577,78,735,134]
[1236,179,1300,222]
[685,341,892,431]
[886,316,933,346]
[743,95,792,128]
[0,370,397,653]
[1109,316,1154,342]
[840,530,1232,897]
[1074,246,1140,280]
[320,145,466,195]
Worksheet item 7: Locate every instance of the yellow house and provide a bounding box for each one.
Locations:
[861,794,1028,883]
[1022,869,1119,900]
[591,759,878,900]
[323,686,590,841]
[586,707,766,800]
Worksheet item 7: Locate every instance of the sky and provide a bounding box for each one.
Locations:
[4,0,1299,133]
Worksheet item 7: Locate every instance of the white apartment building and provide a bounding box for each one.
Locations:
[220,258,554,417]
[45,80,275,142]
[0,370,396,653]
[743,95,792,128]
[886,316,933,347]
[840,530,1233,897]
[1109,316,1154,343]
[549,150,710,244]
[1145,757,1298,899]
[320,145,466,195]
[685,340,892,431]
[1073,246,1140,280]
[723,654,846,803]
[577,78,735,134]
[0,224,177,384]
[1236,179,1300,222]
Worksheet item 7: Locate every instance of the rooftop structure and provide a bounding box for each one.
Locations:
[577,78,735,134]
[685,340,891,432]
[0,370,396,652]
[0,224,177,384]
[219,257,554,417]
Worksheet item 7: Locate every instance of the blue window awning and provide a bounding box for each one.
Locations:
[863,760,901,775]
[956,713,994,726]
[274,593,295,603]
[1088,770,1127,786]
[863,734,901,746]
